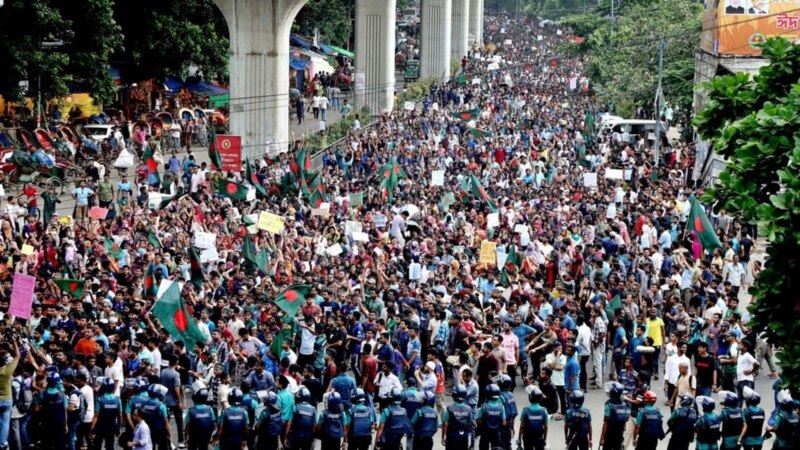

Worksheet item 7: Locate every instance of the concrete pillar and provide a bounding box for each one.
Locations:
[451,0,470,62]
[420,0,452,82]
[213,0,307,156]
[354,0,396,116]
[468,0,483,47]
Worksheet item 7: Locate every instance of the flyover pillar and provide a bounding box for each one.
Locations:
[213,0,307,156]
[451,0,470,61]
[468,0,483,47]
[420,0,453,82]
[354,0,397,116]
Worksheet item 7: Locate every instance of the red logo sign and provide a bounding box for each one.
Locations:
[215,135,242,172]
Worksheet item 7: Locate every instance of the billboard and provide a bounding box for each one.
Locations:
[700,0,800,55]
[214,135,242,172]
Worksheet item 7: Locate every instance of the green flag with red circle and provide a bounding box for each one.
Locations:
[687,197,723,251]
[54,279,85,299]
[215,178,249,200]
[273,284,312,318]
[152,281,208,350]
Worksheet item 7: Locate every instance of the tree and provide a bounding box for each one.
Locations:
[293,0,352,47]
[693,37,800,389]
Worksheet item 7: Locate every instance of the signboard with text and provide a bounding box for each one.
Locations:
[215,135,242,172]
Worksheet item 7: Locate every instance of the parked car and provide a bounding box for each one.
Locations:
[83,124,115,142]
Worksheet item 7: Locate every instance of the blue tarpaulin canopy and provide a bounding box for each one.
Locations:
[318,44,336,56]
[290,55,310,70]
[290,34,311,50]
[183,81,229,96]
[164,77,184,92]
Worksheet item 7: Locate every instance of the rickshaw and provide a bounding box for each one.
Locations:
[157,112,173,127]
[0,149,73,195]
[179,108,194,122]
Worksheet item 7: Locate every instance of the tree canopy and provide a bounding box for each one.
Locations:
[694,37,800,389]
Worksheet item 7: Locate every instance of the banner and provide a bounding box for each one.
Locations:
[257,212,285,234]
[215,135,242,172]
[480,240,497,265]
[10,273,36,319]
[701,0,800,56]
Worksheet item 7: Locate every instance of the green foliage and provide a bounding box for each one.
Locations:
[294,0,352,48]
[396,77,436,105]
[558,0,702,117]
[114,0,230,82]
[693,37,800,389]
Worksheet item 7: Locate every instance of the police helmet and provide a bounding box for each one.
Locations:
[453,384,467,402]
[485,383,501,399]
[328,392,342,411]
[354,388,367,404]
[192,388,209,405]
[495,374,512,391]
[148,384,168,400]
[679,393,694,408]
[46,372,61,387]
[569,390,585,407]
[719,390,739,408]
[643,390,657,405]
[777,390,794,409]
[390,387,403,403]
[698,396,716,412]
[606,382,624,399]
[229,388,244,406]
[742,386,761,406]
[296,386,311,403]
[101,377,116,394]
[528,387,544,404]
[423,391,436,406]
[406,375,417,387]
[133,378,148,394]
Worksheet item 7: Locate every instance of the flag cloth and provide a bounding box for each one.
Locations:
[466,175,498,212]
[456,73,467,85]
[378,157,408,180]
[209,128,222,170]
[349,192,364,207]
[54,279,85,299]
[104,238,122,259]
[605,294,622,319]
[152,281,208,350]
[142,264,159,298]
[469,128,494,139]
[242,234,259,274]
[63,264,76,280]
[256,248,271,276]
[268,319,294,358]
[246,159,267,197]
[687,197,723,251]
[148,228,162,249]
[142,145,161,185]
[188,247,206,288]
[216,179,249,201]
[450,108,481,121]
[274,284,312,318]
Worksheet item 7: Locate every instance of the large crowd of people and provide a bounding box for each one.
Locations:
[0,13,794,450]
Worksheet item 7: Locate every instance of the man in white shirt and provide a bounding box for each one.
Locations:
[736,340,759,404]
[576,316,593,390]
[664,340,691,407]
[725,255,746,295]
[390,211,408,248]
[103,352,124,397]
[374,363,402,407]
[77,373,95,448]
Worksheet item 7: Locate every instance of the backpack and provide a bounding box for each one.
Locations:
[12,378,33,414]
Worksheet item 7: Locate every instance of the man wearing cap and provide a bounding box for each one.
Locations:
[414,362,438,396]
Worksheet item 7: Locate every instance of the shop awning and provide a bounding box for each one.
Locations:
[327,45,354,59]
[183,81,229,96]
[164,77,184,92]
[290,34,311,50]
[208,93,229,108]
[290,55,310,70]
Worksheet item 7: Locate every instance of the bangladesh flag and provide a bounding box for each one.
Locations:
[467,174,498,212]
[687,197,723,251]
[188,247,206,288]
[152,281,208,350]
[605,294,622,320]
[148,227,162,249]
[63,264,76,280]
[142,145,161,185]
[274,284,312,318]
[380,172,398,204]
[242,234,262,274]
[256,248,271,276]
[246,159,267,197]
[54,279,85,299]
[378,157,407,180]
[269,319,294,359]
[469,128,493,139]
[216,179,249,201]
[209,128,222,170]
[456,73,467,85]
[440,192,455,211]
[451,108,481,121]
[104,238,122,259]
[349,192,364,207]
[142,264,158,298]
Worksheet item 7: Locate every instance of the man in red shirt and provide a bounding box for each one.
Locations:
[360,343,378,397]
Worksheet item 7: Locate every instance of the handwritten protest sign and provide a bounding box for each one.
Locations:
[89,207,108,220]
[487,213,500,229]
[605,169,624,180]
[480,240,497,265]
[312,203,331,216]
[326,243,343,256]
[409,263,422,280]
[200,248,220,263]
[21,245,34,256]
[10,273,36,319]
[194,231,217,249]
[431,170,445,186]
[583,172,598,188]
[372,213,387,228]
[345,221,363,235]
[257,212,285,234]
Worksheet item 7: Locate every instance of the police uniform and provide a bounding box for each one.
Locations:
[443,401,475,450]
[741,405,765,450]
[289,402,317,450]
[603,400,630,450]
[666,405,697,450]
[634,404,664,450]
[39,387,68,450]
[519,404,549,450]
[695,412,722,450]
[380,403,413,450]
[411,405,440,450]
[318,407,348,450]
[348,403,375,450]
[141,396,169,450]
[499,391,518,450]
[218,406,249,450]
[772,408,799,450]
[720,406,744,450]
[477,398,505,450]
[185,404,216,450]
[566,405,592,450]
[93,393,122,450]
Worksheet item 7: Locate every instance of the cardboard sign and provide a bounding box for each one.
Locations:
[409,263,422,280]
[215,135,242,172]
[480,240,497,265]
[372,213,387,228]
[89,207,109,220]
[194,231,217,249]
[487,213,500,229]
[312,203,331,216]
[351,231,369,242]
[514,224,529,234]
[21,244,34,256]
[257,212,285,234]
[345,221,363,235]
[605,169,624,180]
[404,101,415,111]
[431,170,445,186]
[504,39,512,45]
[326,243,343,256]
[200,248,220,263]
[583,172,598,188]
[10,272,36,319]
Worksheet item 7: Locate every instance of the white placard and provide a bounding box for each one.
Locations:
[351,231,369,242]
[373,213,387,228]
[583,172,598,188]
[312,203,331,216]
[624,169,633,181]
[326,243,343,256]
[520,233,531,247]
[487,212,500,229]
[514,224,529,234]
[345,221,363,235]
[504,39,512,45]
[194,231,217,249]
[246,187,256,202]
[200,248,219,263]
[431,170,445,186]
[148,192,167,210]
[496,251,508,269]
[404,101,415,111]
[487,62,500,71]
[537,35,543,41]
[605,169,624,180]
[472,78,481,85]
[409,263,422,280]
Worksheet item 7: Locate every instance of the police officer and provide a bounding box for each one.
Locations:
[740,387,765,450]
[517,387,548,450]
[495,375,518,450]
[719,391,744,450]
[766,390,798,450]
[287,387,317,450]
[376,388,413,450]
[411,391,440,450]
[599,382,630,450]
[565,390,592,450]
[477,383,506,450]
[91,378,122,450]
[38,372,68,450]
[317,392,347,450]
[695,396,722,450]
[255,391,283,450]
[141,384,170,450]
[404,376,425,450]
[348,388,375,450]
[633,390,664,450]
[215,388,249,450]
[184,388,216,450]
[123,378,149,446]
[442,385,476,450]
[666,393,697,450]
[241,383,259,450]
[62,369,84,450]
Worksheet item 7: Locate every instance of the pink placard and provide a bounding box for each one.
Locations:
[9,272,36,319]
[89,207,109,220]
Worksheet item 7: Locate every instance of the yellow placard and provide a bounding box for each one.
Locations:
[257,212,285,234]
[479,240,497,265]
[21,244,34,256]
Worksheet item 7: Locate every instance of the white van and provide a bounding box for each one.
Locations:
[597,118,667,141]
